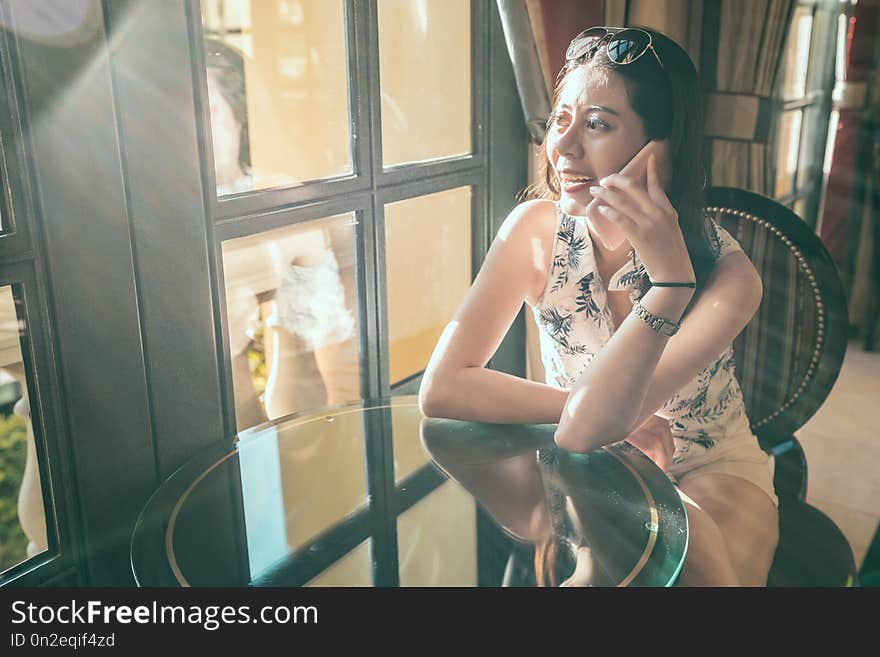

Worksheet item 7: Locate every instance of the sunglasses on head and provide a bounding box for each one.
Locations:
[565,27,664,70]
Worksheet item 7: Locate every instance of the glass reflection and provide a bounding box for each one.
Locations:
[206,39,256,195]
[134,400,685,586]
[236,408,370,578]
[397,482,477,586]
[305,539,372,586]
[419,417,685,587]
[222,215,361,432]
[0,286,47,574]
[202,0,352,195]
[391,395,429,481]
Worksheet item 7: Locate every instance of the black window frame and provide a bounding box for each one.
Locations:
[0,22,84,587]
[772,0,847,228]
[190,0,501,436]
[0,0,526,587]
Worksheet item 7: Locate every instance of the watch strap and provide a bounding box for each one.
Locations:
[632,300,680,336]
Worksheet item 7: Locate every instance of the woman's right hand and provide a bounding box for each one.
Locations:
[624,413,675,471]
[588,153,695,284]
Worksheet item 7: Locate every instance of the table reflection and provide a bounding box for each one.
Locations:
[131,396,686,587]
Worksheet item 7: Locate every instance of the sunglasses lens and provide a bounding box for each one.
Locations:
[565,28,607,60]
[606,30,650,63]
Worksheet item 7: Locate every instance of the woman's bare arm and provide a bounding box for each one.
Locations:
[555,251,762,451]
[419,199,569,424]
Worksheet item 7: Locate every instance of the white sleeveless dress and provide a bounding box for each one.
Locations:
[528,202,778,507]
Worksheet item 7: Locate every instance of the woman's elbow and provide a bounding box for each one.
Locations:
[418,377,447,418]
[554,423,628,453]
[553,429,581,452]
[553,428,594,453]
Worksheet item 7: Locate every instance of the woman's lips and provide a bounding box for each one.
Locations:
[561,178,595,193]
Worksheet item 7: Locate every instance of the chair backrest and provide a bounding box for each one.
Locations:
[704,187,849,447]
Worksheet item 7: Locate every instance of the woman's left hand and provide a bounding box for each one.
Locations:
[587,153,695,283]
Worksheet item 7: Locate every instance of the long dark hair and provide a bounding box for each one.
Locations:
[204,38,252,173]
[527,26,716,297]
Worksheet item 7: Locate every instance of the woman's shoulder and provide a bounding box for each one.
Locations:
[497,198,559,239]
[496,199,560,305]
[700,228,763,319]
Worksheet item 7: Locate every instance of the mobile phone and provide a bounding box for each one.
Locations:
[587,139,672,251]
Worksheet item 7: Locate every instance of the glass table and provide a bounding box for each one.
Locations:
[131,396,687,587]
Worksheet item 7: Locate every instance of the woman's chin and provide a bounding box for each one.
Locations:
[559,195,590,217]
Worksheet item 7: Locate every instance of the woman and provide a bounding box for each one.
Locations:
[419,26,779,586]
[205,38,358,430]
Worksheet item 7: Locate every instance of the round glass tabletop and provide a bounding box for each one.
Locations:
[131,396,687,587]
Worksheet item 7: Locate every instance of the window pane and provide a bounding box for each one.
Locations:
[775,110,802,198]
[796,105,823,191]
[807,4,834,94]
[823,109,840,177]
[0,285,48,575]
[202,0,352,196]
[385,187,472,386]
[835,12,848,83]
[780,6,813,100]
[378,0,472,167]
[221,214,361,432]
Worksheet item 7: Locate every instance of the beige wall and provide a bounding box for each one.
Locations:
[385,187,473,384]
[378,0,471,166]
[245,0,351,185]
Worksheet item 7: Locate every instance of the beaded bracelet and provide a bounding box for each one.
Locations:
[649,280,696,288]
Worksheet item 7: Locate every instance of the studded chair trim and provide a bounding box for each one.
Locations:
[704,188,848,445]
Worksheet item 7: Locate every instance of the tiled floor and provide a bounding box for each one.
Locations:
[796,339,880,571]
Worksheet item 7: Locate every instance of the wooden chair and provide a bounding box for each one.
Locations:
[706,186,857,586]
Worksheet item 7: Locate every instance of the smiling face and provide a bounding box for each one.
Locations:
[545,65,648,217]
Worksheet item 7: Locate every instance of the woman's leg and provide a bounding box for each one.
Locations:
[673,486,740,586]
[677,473,780,586]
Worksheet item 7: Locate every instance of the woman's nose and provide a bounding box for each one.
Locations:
[552,122,583,160]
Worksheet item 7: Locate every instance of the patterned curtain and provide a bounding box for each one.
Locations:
[605,0,704,66]
[524,0,604,99]
[701,0,796,192]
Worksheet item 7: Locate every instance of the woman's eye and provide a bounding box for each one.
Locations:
[548,112,569,127]
[587,116,607,130]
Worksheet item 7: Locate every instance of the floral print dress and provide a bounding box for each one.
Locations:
[529,203,755,468]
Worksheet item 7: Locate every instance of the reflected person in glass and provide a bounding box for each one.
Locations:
[206,39,360,430]
[419,27,779,586]
[421,417,649,586]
